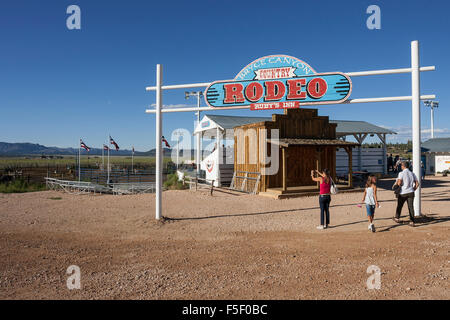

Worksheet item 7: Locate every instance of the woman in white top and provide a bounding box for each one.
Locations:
[361,174,379,232]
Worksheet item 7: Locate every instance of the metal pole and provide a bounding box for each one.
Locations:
[216,126,221,187]
[196,93,201,176]
[382,134,387,175]
[176,134,179,170]
[411,40,421,217]
[78,141,81,182]
[155,64,163,220]
[107,145,110,184]
[145,66,435,92]
[132,147,134,173]
[430,106,434,139]
[146,95,436,114]
[102,147,104,170]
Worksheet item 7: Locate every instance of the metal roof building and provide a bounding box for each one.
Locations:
[194,114,397,176]
[195,114,395,138]
[420,138,450,174]
[329,120,395,137]
[422,138,450,153]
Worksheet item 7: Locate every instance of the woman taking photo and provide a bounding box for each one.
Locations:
[311,168,332,230]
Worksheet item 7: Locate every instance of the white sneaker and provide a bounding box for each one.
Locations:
[316,225,325,230]
[368,224,372,230]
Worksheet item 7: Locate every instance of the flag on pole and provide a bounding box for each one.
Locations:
[103,144,109,151]
[80,139,90,151]
[132,146,135,155]
[162,136,171,148]
[109,136,119,150]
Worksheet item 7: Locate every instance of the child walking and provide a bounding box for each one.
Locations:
[361,175,379,232]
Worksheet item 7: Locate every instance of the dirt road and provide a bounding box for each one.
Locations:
[0,177,449,299]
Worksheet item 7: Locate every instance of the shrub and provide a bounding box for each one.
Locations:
[163,173,187,190]
[0,179,47,193]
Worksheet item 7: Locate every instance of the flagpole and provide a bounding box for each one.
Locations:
[107,143,110,185]
[102,146,104,170]
[78,139,81,182]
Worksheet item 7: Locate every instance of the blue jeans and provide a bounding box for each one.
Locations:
[319,195,331,225]
[366,204,375,216]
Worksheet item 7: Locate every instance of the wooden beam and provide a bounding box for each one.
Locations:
[316,158,319,190]
[377,133,388,175]
[345,146,353,188]
[282,147,287,192]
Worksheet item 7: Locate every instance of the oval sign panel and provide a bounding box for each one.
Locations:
[204,55,352,110]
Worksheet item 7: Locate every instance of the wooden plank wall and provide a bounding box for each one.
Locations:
[234,108,338,192]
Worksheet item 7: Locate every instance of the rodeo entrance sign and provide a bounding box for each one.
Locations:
[205,55,351,110]
[146,41,435,220]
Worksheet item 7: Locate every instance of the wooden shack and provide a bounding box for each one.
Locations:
[233,108,359,197]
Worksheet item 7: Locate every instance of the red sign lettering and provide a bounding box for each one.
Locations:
[223,83,245,103]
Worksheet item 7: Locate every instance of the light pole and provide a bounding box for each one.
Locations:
[185,91,203,176]
[423,100,439,138]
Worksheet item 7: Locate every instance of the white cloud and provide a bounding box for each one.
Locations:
[381,125,450,142]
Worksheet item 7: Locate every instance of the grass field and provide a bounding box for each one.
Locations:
[0,156,174,169]
[0,179,46,193]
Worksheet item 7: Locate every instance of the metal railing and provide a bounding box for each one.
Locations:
[110,182,156,195]
[45,178,157,195]
[45,177,111,194]
[230,171,261,194]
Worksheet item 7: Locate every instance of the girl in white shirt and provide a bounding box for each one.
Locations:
[361,175,379,232]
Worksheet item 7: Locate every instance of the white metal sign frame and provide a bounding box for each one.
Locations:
[146,41,436,220]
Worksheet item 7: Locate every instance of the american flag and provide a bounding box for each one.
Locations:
[80,139,90,151]
[109,136,119,151]
[103,144,109,151]
[162,136,171,148]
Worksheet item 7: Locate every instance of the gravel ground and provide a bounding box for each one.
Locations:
[0,176,449,299]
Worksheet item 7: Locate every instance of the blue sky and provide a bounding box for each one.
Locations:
[0,0,449,151]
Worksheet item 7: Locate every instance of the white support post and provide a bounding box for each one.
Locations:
[216,127,221,187]
[411,40,422,217]
[155,64,163,220]
[176,134,180,170]
[200,131,203,168]
[430,106,434,139]
[196,93,201,176]
[358,135,362,171]
[377,133,387,175]
[353,133,367,171]
[78,142,81,182]
[107,145,110,184]
[382,134,387,175]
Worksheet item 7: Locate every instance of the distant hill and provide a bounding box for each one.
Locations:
[0,142,179,157]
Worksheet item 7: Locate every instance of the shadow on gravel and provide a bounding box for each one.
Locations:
[376,214,450,232]
[376,176,449,191]
[165,202,391,222]
[166,202,363,221]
